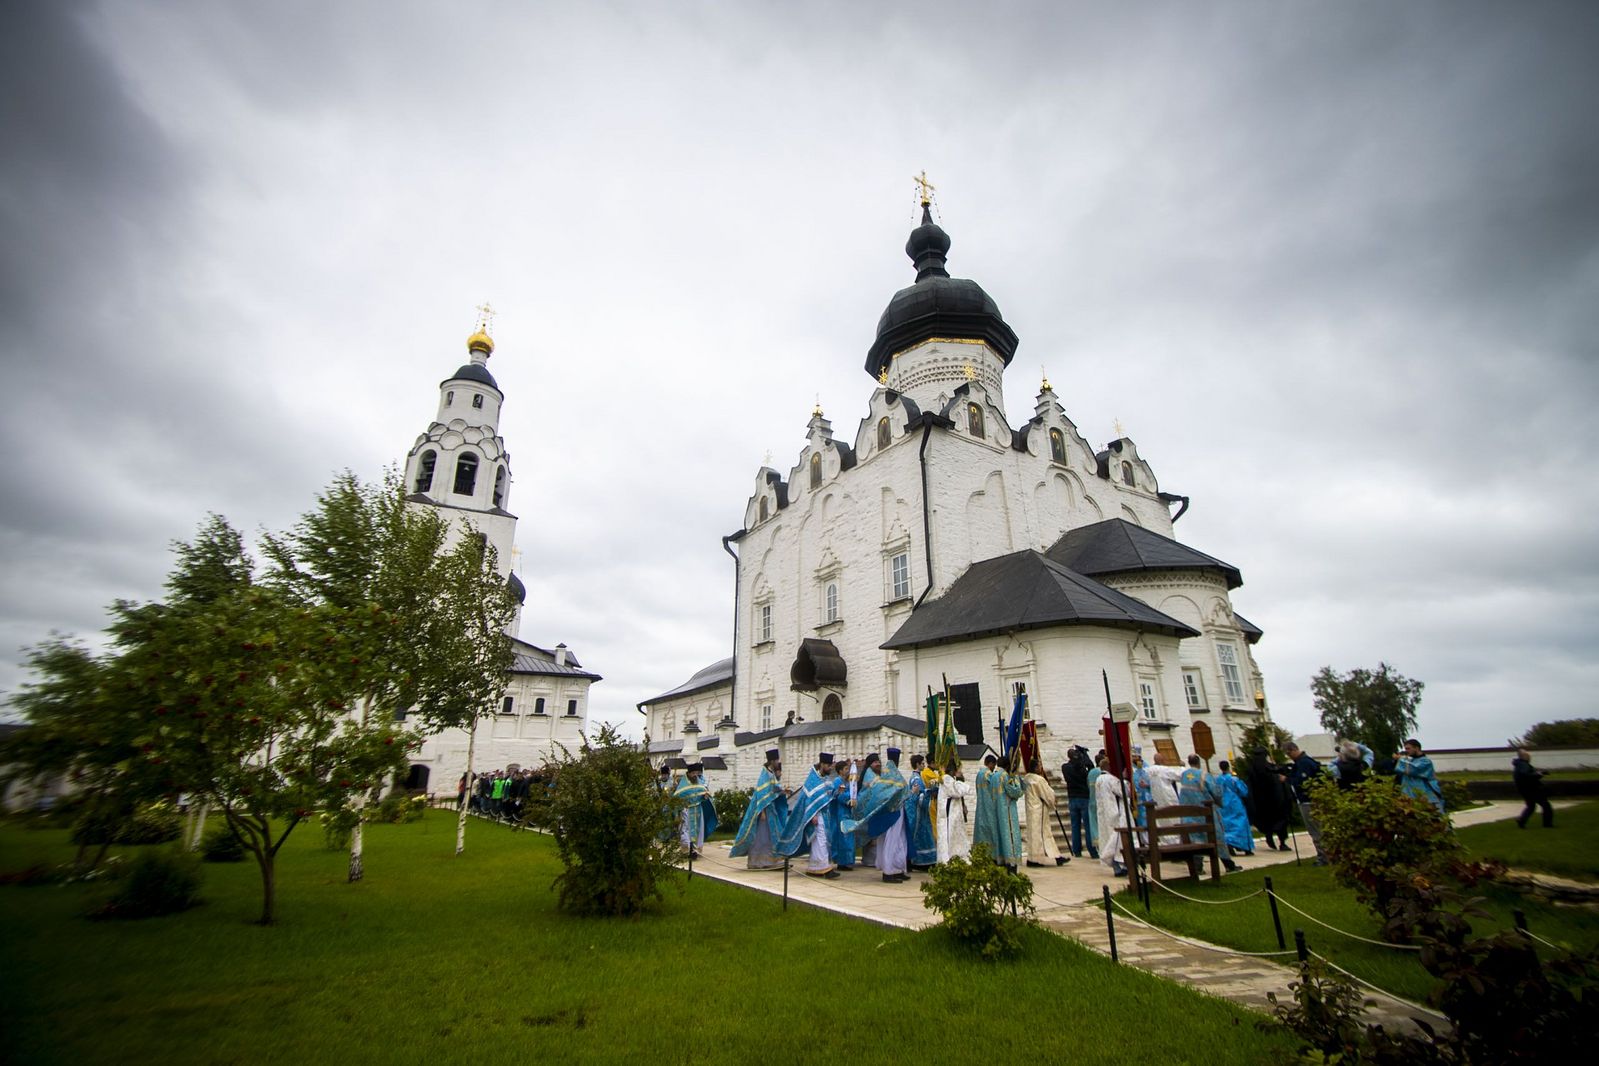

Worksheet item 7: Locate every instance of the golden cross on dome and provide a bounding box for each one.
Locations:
[762,449,773,467]
[914,170,936,206]
[474,301,496,334]
[1114,417,1126,438]
[878,366,890,386]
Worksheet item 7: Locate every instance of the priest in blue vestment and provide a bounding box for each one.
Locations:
[973,754,1024,871]
[904,754,938,870]
[776,752,844,878]
[674,763,718,858]
[1211,760,1253,855]
[1178,755,1238,872]
[856,750,911,883]
[830,758,859,870]
[729,749,790,870]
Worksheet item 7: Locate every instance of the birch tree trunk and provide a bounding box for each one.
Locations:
[188,803,209,851]
[455,716,478,856]
[348,793,367,882]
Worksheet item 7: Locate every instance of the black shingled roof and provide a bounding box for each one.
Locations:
[639,657,734,707]
[1047,518,1243,590]
[882,550,1199,651]
[1234,612,1264,644]
[782,714,927,739]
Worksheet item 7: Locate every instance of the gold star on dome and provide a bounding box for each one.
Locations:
[962,364,978,382]
[1113,418,1126,438]
[878,366,889,386]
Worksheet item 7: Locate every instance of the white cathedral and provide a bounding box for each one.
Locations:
[395,323,599,795]
[642,199,1273,787]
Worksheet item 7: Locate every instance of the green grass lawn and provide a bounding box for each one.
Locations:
[1456,799,1599,882]
[1114,826,1599,1004]
[1,815,1296,1066]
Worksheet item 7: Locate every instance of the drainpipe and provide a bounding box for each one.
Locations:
[1158,492,1190,523]
[915,416,939,607]
[721,531,744,725]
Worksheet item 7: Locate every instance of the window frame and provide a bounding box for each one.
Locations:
[1138,679,1158,719]
[533,697,546,716]
[756,603,773,644]
[453,452,479,496]
[1217,642,1247,704]
[823,581,839,624]
[566,699,578,717]
[501,695,515,716]
[1182,669,1206,711]
[890,551,911,601]
[414,450,437,493]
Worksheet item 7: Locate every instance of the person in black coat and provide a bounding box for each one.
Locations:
[1246,748,1290,851]
[1513,747,1555,828]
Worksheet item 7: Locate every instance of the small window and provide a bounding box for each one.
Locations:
[472,394,484,409]
[1049,429,1066,464]
[822,694,843,720]
[1183,670,1205,710]
[760,702,773,730]
[757,603,773,643]
[1121,461,1135,486]
[824,582,839,623]
[890,552,910,600]
[566,699,578,717]
[414,450,437,493]
[501,696,515,715]
[877,417,891,450]
[810,453,822,490]
[453,453,479,495]
[534,697,546,716]
[968,402,984,437]
[1139,680,1158,719]
[759,497,769,522]
[492,466,506,508]
[445,391,454,406]
[662,710,674,737]
[1217,643,1247,703]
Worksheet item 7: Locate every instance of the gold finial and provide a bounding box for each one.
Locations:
[1040,366,1052,392]
[914,170,936,207]
[467,301,496,355]
[813,394,823,418]
[962,364,978,382]
[1113,418,1125,438]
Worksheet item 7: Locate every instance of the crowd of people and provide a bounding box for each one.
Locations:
[458,767,551,823]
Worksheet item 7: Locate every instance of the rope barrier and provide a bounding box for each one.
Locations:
[1105,897,1299,958]
[1145,877,1265,905]
[1307,951,1449,1024]
[1272,895,1422,951]
[1523,929,1565,951]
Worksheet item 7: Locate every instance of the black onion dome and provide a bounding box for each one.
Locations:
[507,572,526,605]
[865,204,1019,380]
[443,363,499,390]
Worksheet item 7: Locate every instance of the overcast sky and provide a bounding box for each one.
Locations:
[3,1,1596,748]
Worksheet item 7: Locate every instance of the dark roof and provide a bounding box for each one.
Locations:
[507,572,526,606]
[865,206,1018,380]
[882,550,1200,650]
[640,657,734,707]
[701,756,728,771]
[403,493,517,520]
[697,737,719,751]
[1047,518,1243,590]
[734,725,788,747]
[790,638,847,692]
[443,363,500,391]
[508,638,602,680]
[782,714,927,739]
[1234,612,1263,644]
[648,739,684,754]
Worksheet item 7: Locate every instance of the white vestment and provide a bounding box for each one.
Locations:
[937,774,973,863]
[875,813,908,875]
[1021,773,1062,862]
[805,810,834,874]
[1095,772,1128,868]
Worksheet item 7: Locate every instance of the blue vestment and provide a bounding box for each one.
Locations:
[829,773,857,866]
[673,774,718,848]
[778,766,848,856]
[1396,755,1445,814]
[857,764,909,838]
[1213,773,1252,851]
[905,770,938,867]
[1132,766,1153,827]
[729,767,789,866]
[972,767,1023,863]
[1086,767,1102,843]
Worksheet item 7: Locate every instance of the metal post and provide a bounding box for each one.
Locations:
[1103,884,1119,963]
[783,856,790,912]
[1294,928,1308,964]
[687,847,694,881]
[1266,876,1286,950]
[1513,908,1529,940]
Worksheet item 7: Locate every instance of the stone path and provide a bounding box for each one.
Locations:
[687,800,1550,1031]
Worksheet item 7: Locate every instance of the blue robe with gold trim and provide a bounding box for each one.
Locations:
[729,767,789,867]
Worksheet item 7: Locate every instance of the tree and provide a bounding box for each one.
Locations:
[547,723,680,916]
[1237,720,1296,762]
[1310,663,1423,760]
[261,472,511,880]
[1515,718,1599,748]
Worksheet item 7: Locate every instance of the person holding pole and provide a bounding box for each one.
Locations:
[937,758,973,863]
[1093,755,1129,878]
[1020,755,1070,867]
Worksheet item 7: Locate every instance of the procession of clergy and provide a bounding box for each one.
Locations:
[667,742,1258,882]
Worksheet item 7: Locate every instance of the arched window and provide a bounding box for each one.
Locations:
[822,694,843,720]
[492,466,506,508]
[877,417,891,450]
[968,402,984,438]
[810,453,822,490]
[414,450,437,493]
[472,394,484,409]
[1121,461,1135,486]
[453,453,479,496]
[1049,429,1066,464]
[824,582,839,623]
[758,497,769,522]
[445,391,454,406]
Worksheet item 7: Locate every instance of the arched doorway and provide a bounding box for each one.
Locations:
[822,694,843,720]
[403,764,431,793]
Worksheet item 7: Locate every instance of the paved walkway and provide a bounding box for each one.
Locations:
[688,800,1550,1031]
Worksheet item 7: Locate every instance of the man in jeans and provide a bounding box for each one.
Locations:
[1282,742,1327,865]
[1060,746,1097,859]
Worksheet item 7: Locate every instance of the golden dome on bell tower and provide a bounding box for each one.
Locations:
[467,329,494,355]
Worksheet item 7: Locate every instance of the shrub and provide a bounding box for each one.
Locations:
[94,848,202,919]
[370,791,427,824]
[1238,721,1296,762]
[200,826,247,863]
[120,802,183,845]
[712,788,752,829]
[548,724,680,916]
[1438,778,1474,813]
[1310,777,1469,939]
[320,806,359,850]
[919,843,1036,960]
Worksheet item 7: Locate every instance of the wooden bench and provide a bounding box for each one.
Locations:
[1114,802,1222,895]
